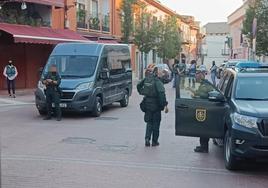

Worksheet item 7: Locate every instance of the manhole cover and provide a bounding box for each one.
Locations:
[61,137,96,144]
[95,117,119,121]
[98,144,136,153]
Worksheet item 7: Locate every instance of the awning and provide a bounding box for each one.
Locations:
[14,0,64,7]
[0,23,89,44]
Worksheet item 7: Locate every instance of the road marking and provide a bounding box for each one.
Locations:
[2,154,268,178]
[0,98,34,107]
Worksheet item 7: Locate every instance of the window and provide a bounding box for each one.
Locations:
[180,80,216,100]
[45,56,98,78]
[92,0,99,18]
[221,73,231,94]
[104,46,130,75]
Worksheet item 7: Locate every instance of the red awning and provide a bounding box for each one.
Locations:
[15,0,64,7]
[0,23,89,44]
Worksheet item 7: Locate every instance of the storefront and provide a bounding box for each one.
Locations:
[0,23,88,90]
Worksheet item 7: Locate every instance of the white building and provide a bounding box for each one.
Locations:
[202,22,230,67]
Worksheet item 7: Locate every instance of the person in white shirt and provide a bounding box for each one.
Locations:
[3,60,18,98]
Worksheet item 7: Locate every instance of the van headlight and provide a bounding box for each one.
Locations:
[233,113,258,129]
[38,81,46,90]
[76,82,93,91]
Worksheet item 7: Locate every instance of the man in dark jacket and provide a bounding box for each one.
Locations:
[42,64,62,121]
[137,64,168,147]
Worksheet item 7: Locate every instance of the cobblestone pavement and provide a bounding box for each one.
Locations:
[1,84,268,188]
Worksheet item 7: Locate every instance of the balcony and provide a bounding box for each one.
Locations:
[0,2,51,27]
[77,14,110,33]
[222,49,231,56]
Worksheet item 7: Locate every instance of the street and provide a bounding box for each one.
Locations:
[1,84,268,188]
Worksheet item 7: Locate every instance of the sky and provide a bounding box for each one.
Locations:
[160,0,244,25]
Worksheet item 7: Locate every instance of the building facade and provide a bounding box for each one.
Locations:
[0,0,87,90]
[202,22,230,67]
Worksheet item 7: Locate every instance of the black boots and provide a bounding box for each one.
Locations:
[194,146,208,153]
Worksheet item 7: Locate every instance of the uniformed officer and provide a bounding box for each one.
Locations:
[189,71,214,153]
[42,65,62,121]
[137,64,168,147]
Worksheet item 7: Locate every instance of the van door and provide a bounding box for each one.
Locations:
[107,46,127,102]
[175,77,227,138]
[99,47,112,105]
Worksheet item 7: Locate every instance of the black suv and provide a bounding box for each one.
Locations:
[175,62,268,170]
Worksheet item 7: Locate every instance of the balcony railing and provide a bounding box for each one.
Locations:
[222,49,231,56]
[77,14,110,33]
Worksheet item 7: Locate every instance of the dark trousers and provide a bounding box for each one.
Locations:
[45,90,61,118]
[7,79,15,95]
[200,137,209,149]
[145,111,161,144]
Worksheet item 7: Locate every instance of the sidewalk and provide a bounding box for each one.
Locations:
[0,89,35,105]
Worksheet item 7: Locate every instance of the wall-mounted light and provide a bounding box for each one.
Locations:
[21,2,27,10]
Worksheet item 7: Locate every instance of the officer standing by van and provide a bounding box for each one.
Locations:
[137,64,168,147]
[42,65,62,121]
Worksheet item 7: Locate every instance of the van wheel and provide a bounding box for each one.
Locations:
[92,97,102,117]
[224,130,239,170]
[120,91,129,107]
[38,110,46,116]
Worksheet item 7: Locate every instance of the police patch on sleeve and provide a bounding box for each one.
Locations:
[196,109,206,122]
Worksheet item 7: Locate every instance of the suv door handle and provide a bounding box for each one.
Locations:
[176,104,189,109]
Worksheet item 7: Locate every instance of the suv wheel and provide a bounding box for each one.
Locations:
[92,97,102,117]
[120,91,129,107]
[224,130,239,170]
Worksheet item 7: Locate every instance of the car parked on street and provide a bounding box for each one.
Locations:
[175,61,268,170]
[35,43,132,117]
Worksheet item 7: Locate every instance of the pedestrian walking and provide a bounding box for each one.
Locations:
[188,60,197,88]
[42,64,62,121]
[3,60,18,98]
[137,64,168,147]
[210,61,217,86]
[177,61,186,89]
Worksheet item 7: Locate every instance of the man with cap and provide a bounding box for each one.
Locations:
[3,60,18,98]
[137,64,169,147]
[186,71,215,153]
[42,64,62,121]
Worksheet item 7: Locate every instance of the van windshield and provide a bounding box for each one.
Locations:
[45,55,98,78]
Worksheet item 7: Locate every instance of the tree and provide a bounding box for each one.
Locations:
[133,4,160,79]
[242,0,268,56]
[157,16,181,62]
[120,0,137,43]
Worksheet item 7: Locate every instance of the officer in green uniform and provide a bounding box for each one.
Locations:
[42,65,62,121]
[137,64,168,147]
[188,71,214,153]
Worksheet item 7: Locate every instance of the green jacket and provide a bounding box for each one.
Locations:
[137,74,168,111]
[42,72,61,93]
[194,79,214,99]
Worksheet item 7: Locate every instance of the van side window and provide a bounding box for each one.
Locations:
[107,46,129,75]
[100,48,108,70]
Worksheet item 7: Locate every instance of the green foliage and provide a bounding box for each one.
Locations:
[255,0,268,55]
[133,6,159,54]
[120,0,137,43]
[157,16,181,59]
[243,0,268,55]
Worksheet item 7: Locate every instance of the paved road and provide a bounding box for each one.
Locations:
[1,84,268,188]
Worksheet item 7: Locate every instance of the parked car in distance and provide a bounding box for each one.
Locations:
[35,43,132,117]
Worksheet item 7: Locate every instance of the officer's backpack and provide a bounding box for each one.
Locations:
[140,76,157,97]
